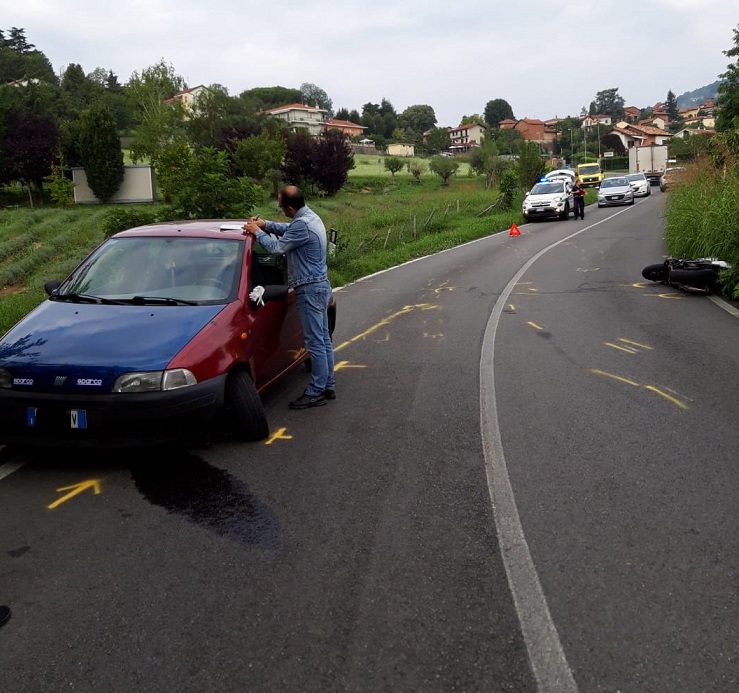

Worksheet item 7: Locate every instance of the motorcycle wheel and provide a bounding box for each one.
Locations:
[668,268,719,291]
[642,263,669,282]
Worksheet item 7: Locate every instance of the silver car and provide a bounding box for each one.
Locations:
[597,177,635,207]
[625,172,651,197]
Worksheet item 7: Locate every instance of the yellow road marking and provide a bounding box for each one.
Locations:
[618,338,653,350]
[334,304,438,353]
[265,427,292,445]
[591,370,689,409]
[604,342,637,353]
[48,479,101,510]
[526,321,544,330]
[645,386,689,410]
[589,369,640,386]
[334,360,367,371]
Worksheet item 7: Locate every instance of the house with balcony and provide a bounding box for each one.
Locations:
[263,103,330,137]
[447,122,486,152]
[623,106,641,124]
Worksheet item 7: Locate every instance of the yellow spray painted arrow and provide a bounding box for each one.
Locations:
[48,479,101,510]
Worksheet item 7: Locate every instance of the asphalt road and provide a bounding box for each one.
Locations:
[0,190,737,692]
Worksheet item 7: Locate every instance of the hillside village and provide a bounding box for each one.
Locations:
[167,85,718,158]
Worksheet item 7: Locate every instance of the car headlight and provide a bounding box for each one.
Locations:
[0,367,12,389]
[112,368,197,393]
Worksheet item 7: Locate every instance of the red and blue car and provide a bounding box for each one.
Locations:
[0,220,336,448]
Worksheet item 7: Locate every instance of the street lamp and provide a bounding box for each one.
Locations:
[597,122,601,158]
[570,129,574,163]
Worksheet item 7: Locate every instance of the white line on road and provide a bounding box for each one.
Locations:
[0,460,24,481]
[478,214,623,692]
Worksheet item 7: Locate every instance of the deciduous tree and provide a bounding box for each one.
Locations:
[483,99,514,129]
[593,88,625,119]
[126,60,186,164]
[384,156,403,178]
[399,104,436,135]
[716,23,739,131]
[312,129,354,196]
[428,156,459,186]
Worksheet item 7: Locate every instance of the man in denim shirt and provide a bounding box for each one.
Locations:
[244,186,336,409]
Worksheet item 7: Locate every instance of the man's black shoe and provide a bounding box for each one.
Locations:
[323,389,336,400]
[0,605,10,628]
[289,392,327,409]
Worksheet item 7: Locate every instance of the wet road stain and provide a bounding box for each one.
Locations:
[131,453,279,550]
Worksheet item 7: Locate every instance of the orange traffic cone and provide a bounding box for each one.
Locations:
[509,223,521,237]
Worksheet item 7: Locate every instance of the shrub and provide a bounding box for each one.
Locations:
[102,206,166,237]
[499,169,519,209]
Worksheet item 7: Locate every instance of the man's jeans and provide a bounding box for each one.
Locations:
[295,280,335,396]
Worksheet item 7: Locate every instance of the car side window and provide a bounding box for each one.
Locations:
[251,242,288,288]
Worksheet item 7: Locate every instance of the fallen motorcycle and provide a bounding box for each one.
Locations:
[642,257,731,294]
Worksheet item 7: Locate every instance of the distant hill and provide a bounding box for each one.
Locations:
[675,80,722,108]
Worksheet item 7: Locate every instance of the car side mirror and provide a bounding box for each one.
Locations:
[44,280,61,296]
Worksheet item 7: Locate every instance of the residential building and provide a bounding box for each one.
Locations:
[581,114,612,129]
[263,103,329,137]
[164,85,208,113]
[448,122,486,152]
[513,118,546,143]
[608,123,672,150]
[623,106,641,124]
[323,118,366,138]
[499,119,517,130]
[673,127,716,140]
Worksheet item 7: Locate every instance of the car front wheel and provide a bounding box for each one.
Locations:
[225,370,269,441]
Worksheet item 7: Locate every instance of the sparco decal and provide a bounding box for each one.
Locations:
[13,378,33,386]
[77,378,103,386]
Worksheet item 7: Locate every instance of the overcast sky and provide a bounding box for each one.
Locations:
[7,1,737,126]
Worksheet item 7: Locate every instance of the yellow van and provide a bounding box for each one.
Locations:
[576,162,604,187]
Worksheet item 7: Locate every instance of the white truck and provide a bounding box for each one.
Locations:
[629,145,669,186]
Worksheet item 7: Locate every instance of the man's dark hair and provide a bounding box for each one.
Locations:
[280,186,305,211]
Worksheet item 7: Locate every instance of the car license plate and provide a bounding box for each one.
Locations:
[70,410,87,429]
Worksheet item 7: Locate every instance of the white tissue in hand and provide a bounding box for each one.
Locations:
[249,285,265,306]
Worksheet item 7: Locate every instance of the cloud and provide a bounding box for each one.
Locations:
[7,0,737,125]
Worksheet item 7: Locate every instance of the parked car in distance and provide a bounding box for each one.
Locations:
[544,169,577,186]
[659,167,686,192]
[0,220,336,449]
[597,177,635,207]
[625,172,651,197]
[522,180,574,221]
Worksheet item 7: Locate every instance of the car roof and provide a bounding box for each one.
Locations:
[114,219,249,240]
[546,169,576,178]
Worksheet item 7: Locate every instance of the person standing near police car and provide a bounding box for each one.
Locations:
[571,178,586,220]
[243,186,335,410]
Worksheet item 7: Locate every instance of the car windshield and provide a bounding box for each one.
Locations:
[530,182,564,195]
[601,178,628,188]
[59,237,244,304]
[579,165,600,175]
[626,174,646,182]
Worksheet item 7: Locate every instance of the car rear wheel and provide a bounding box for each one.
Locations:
[559,203,570,220]
[225,370,269,441]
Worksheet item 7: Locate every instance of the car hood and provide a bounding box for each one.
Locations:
[0,300,226,391]
[526,192,568,203]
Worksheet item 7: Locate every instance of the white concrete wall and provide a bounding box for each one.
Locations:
[72,166,156,204]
